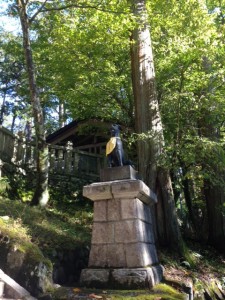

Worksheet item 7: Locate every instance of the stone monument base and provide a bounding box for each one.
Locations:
[80,266,164,289]
[100,165,138,182]
[80,170,163,290]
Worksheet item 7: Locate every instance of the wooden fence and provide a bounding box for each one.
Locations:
[0,126,105,180]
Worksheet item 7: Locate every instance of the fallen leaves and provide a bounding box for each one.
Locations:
[73,287,81,293]
[88,293,103,299]
[71,288,111,300]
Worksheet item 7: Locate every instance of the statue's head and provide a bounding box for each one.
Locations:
[110,124,121,137]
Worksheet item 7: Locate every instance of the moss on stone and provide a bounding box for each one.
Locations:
[50,285,186,300]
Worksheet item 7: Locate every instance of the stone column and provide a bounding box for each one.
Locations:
[80,166,163,289]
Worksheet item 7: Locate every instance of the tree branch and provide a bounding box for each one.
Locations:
[29,0,48,23]
[41,2,128,15]
[23,0,128,24]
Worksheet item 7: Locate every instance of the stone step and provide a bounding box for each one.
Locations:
[0,270,36,300]
[0,280,5,298]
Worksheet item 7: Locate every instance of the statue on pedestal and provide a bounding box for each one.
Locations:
[106,124,125,167]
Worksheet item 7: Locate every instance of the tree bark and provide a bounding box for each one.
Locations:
[130,0,183,251]
[16,0,49,206]
[0,91,6,126]
[204,180,225,252]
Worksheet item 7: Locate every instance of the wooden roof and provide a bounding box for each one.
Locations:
[46,119,111,147]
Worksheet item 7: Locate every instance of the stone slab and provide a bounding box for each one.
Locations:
[107,198,121,221]
[80,266,164,289]
[93,200,107,222]
[88,244,108,267]
[124,242,159,267]
[88,240,158,268]
[83,182,112,201]
[83,179,157,205]
[100,166,138,182]
[91,222,114,244]
[114,220,153,244]
[121,198,152,223]
[111,180,157,205]
[0,269,36,300]
[93,197,153,223]
[80,269,110,288]
[88,244,127,268]
[151,264,165,286]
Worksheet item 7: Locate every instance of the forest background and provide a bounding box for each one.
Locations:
[0,0,224,278]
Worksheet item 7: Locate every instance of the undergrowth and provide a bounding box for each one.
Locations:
[0,196,93,253]
[0,191,224,298]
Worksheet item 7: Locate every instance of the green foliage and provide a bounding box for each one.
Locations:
[0,177,10,196]
[2,172,34,201]
[29,0,134,125]
[0,197,92,252]
[1,0,224,247]
[0,30,30,131]
[0,214,50,267]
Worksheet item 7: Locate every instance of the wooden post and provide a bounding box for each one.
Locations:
[57,147,64,174]
[48,147,54,174]
[64,142,72,175]
[73,151,79,175]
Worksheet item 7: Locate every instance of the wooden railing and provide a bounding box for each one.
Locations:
[48,144,104,179]
[0,127,16,163]
[0,127,105,180]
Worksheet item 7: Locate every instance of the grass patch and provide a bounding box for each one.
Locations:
[0,214,51,269]
[0,197,93,254]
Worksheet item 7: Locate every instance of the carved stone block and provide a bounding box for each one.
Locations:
[93,200,107,222]
[91,222,114,244]
[107,198,121,221]
[125,242,158,268]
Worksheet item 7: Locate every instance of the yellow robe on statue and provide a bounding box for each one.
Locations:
[106,137,117,156]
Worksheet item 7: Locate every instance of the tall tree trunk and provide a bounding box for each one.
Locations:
[199,56,225,252]
[130,0,183,251]
[16,0,49,206]
[204,180,225,252]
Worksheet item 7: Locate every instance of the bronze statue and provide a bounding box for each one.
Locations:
[106,124,125,167]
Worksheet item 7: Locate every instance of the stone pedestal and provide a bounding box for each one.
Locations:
[80,168,163,289]
[100,165,138,181]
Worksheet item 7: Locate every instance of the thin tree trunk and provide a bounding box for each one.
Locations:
[11,114,17,134]
[179,161,199,236]
[17,0,49,206]
[0,91,7,126]
[156,168,183,247]
[130,0,183,251]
